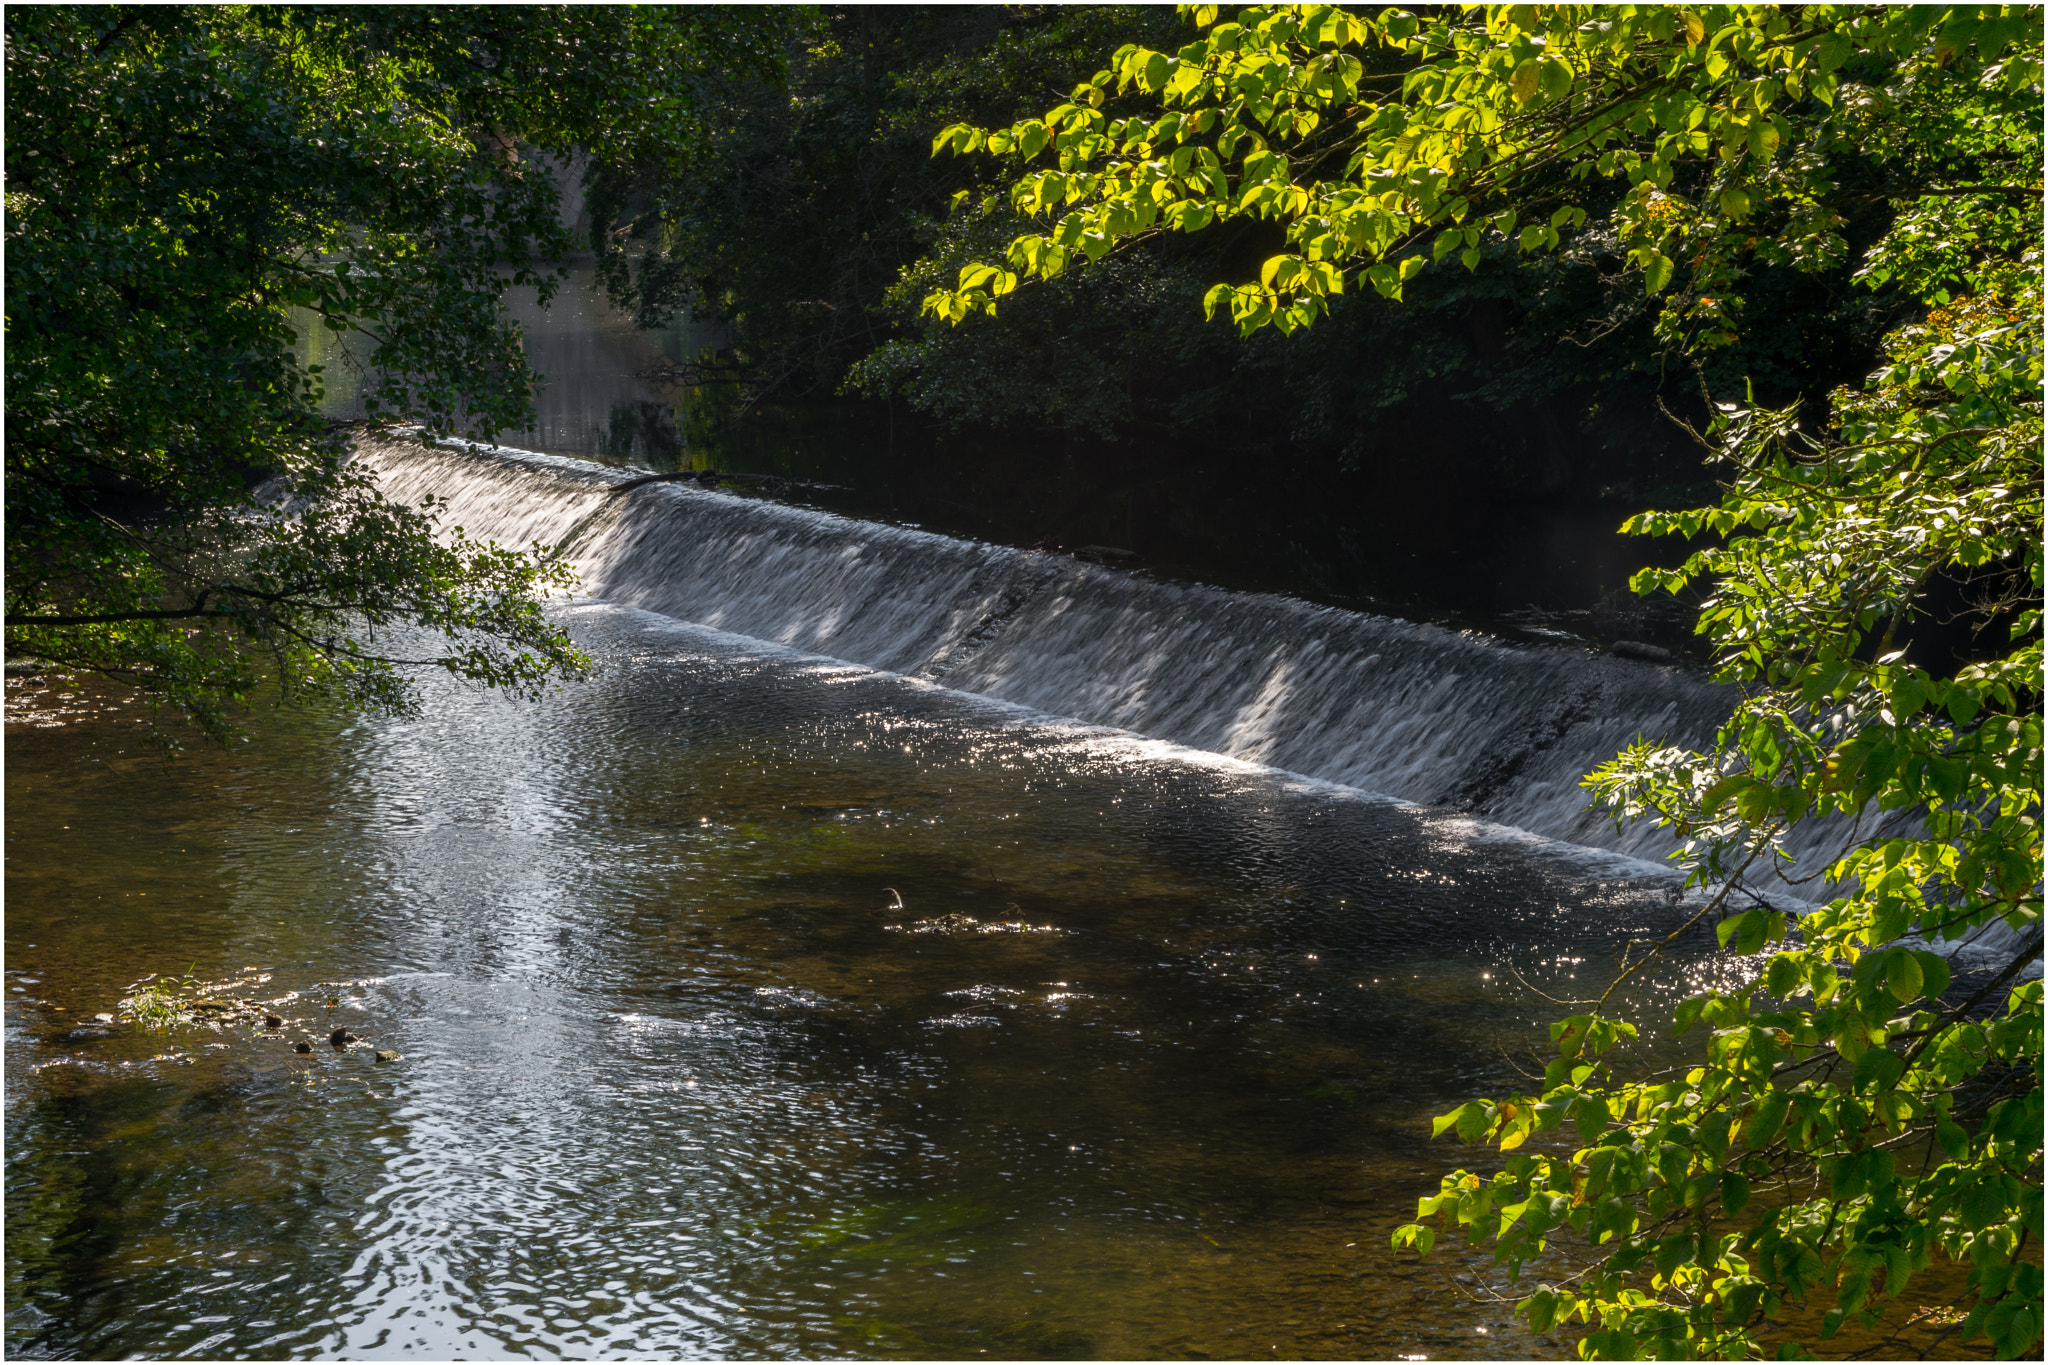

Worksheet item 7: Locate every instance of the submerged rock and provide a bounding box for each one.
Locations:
[1610,640,1674,663]
[373,1050,402,1064]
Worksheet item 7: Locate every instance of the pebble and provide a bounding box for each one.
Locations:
[374,1050,402,1064]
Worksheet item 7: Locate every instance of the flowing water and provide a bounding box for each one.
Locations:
[8,605,1723,1361]
[6,440,1982,1362]
[354,436,1868,882]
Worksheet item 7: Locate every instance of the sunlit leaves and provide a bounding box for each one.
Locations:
[1558,264,2042,1359]
[919,4,2034,341]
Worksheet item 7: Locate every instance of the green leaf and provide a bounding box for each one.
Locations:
[1890,673,1929,715]
[1394,1220,1437,1254]
[1947,687,1981,725]
[1960,1178,2008,1231]
[1511,59,1541,105]
[1814,31,1856,72]
[1719,910,1769,955]
[1700,774,1748,815]
[1721,1169,1751,1216]
[1455,1101,1493,1143]
[1884,950,1925,1005]
[1573,1094,1611,1141]
[1854,1047,1905,1092]
[1746,1091,1790,1149]
[1911,950,1950,1001]
[1643,251,1675,294]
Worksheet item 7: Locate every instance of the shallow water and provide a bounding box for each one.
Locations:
[9,605,1977,1362]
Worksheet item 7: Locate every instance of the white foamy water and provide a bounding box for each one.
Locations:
[356,435,1863,887]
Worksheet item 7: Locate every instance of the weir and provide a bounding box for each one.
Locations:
[354,435,1843,884]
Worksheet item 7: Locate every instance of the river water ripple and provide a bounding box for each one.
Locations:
[7,603,1719,1360]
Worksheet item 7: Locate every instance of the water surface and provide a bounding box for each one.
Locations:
[7,605,1735,1360]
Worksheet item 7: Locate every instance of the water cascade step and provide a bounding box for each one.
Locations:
[354,435,1845,885]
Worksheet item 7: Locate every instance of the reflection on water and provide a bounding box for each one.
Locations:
[296,267,720,468]
[11,604,1726,1361]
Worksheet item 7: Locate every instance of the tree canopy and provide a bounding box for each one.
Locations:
[4,5,791,740]
[931,5,2042,1359]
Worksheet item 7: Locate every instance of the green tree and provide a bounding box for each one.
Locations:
[929,5,2042,1358]
[591,6,1198,432]
[4,5,790,741]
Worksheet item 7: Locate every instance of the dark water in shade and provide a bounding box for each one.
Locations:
[6,603,1763,1361]
[299,257,1701,636]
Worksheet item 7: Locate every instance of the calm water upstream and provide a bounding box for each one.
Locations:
[6,603,1738,1361]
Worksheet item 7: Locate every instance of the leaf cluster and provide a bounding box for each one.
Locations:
[928,5,2040,345]
[4,6,787,739]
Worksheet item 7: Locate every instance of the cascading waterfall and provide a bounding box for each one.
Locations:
[355,434,1854,887]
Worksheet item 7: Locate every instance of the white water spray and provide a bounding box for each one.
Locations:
[357,435,1860,888]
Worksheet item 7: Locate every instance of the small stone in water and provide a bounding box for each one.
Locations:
[264,1015,283,1028]
[374,1050,402,1064]
[294,1042,312,1054]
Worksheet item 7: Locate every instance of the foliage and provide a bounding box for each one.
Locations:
[932,5,2042,1358]
[4,5,790,741]
[848,204,1233,439]
[121,966,204,1033]
[603,4,1892,550]
[592,6,1195,429]
[924,4,2037,338]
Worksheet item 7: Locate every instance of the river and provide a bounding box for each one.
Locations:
[9,602,1722,1359]
[3,282,1971,1363]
